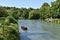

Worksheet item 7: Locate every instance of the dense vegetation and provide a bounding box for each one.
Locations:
[0,0,60,19]
[0,0,60,40]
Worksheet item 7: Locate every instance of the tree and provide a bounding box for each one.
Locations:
[51,0,60,18]
[0,7,8,17]
[11,10,19,20]
[20,8,29,19]
[39,2,50,19]
[22,10,29,19]
[28,8,34,12]
[29,10,40,19]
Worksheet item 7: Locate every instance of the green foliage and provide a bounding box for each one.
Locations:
[0,0,60,19]
[28,8,34,12]
[0,8,8,17]
[29,10,40,19]
[21,8,29,19]
[12,10,19,20]
[9,17,17,23]
[51,0,60,18]
[0,19,18,40]
[6,24,18,40]
[39,2,50,19]
[0,38,3,40]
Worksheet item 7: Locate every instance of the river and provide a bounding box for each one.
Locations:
[18,20,60,40]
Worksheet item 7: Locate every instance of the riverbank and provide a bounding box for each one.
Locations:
[51,20,60,24]
[45,18,60,24]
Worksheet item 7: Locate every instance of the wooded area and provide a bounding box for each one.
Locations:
[0,0,60,19]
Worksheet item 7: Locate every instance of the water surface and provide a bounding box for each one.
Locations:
[18,20,60,40]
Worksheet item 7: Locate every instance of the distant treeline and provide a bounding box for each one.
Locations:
[0,0,60,20]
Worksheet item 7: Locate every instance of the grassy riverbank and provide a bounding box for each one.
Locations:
[45,19,60,24]
[51,20,60,24]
